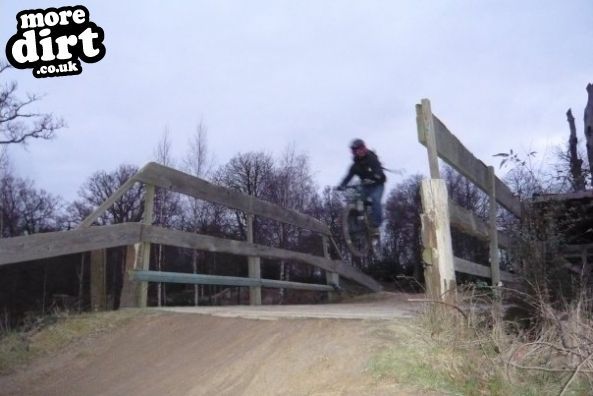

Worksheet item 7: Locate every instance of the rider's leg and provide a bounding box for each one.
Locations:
[363,184,384,230]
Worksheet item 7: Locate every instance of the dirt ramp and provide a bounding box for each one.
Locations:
[2,313,413,395]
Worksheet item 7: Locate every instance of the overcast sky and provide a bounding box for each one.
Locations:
[1,0,592,202]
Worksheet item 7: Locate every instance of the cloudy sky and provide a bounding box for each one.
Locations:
[1,1,592,202]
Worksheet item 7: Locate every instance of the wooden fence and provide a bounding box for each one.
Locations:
[0,162,381,309]
[416,99,521,301]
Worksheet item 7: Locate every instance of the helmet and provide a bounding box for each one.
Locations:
[349,138,365,150]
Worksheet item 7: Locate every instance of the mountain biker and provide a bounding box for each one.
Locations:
[337,138,386,236]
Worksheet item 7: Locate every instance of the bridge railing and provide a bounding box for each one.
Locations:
[416,99,521,301]
[1,162,381,309]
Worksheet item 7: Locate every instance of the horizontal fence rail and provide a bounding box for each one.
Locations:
[417,109,522,218]
[453,257,515,283]
[79,162,331,235]
[0,223,381,292]
[0,223,142,266]
[131,271,335,292]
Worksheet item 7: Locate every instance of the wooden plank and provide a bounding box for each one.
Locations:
[331,260,382,291]
[417,112,521,218]
[488,166,501,287]
[420,179,456,302]
[454,256,515,282]
[562,243,593,255]
[531,190,593,202]
[418,100,441,178]
[322,235,339,301]
[247,214,261,305]
[448,200,512,248]
[0,223,142,266]
[140,225,381,292]
[79,177,139,228]
[131,270,334,291]
[90,249,107,311]
[134,162,330,235]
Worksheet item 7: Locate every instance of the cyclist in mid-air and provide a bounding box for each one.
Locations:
[337,138,386,236]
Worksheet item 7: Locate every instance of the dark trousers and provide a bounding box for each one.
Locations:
[362,183,384,228]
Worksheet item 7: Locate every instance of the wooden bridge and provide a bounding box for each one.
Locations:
[0,162,381,310]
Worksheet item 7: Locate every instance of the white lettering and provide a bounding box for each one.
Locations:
[44,11,59,27]
[78,27,100,57]
[55,35,78,60]
[72,9,86,24]
[11,30,39,63]
[39,29,55,61]
[19,13,44,29]
[58,10,73,25]
[67,60,79,72]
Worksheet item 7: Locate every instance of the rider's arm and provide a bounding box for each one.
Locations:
[339,164,356,188]
[367,152,386,183]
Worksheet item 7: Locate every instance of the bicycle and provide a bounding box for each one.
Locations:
[339,183,381,258]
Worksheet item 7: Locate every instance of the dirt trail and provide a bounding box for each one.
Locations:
[0,293,439,396]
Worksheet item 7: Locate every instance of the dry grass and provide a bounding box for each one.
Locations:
[369,285,593,395]
[0,309,145,374]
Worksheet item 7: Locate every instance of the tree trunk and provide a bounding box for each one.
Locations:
[157,244,162,307]
[566,109,585,191]
[192,249,198,306]
[77,254,85,311]
[585,83,593,184]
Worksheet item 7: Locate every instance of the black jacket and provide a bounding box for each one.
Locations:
[340,150,386,186]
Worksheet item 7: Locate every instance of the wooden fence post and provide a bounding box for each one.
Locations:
[488,166,501,287]
[420,179,456,302]
[137,184,154,308]
[90,249,106,311]
[322,235,339,301]
[418,99,441,179]
[247,214,262,305]
[119,244,141,308]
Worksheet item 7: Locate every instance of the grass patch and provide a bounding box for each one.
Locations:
[368,300,593,395]
[0,309,146,374]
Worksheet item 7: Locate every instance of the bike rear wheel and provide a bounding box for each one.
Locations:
[342,204,371,257]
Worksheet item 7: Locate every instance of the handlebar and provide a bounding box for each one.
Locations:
[336,180,375,191]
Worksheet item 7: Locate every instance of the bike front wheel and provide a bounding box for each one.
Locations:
[342,204,371,257]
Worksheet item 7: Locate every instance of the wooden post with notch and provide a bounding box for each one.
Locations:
[420,179,456,302]
[247,214,262,305]
[120,244,141,308]
[137,184,155,308]
[90,249,107,311]
[323,235,339,301]
[488,166,501,288]
[418,99,441,179]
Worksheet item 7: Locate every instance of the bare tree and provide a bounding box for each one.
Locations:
[218,151,274,239]
[0,172,62,237]
[72,164,144,225]
[184,121,214,179]
[271,145,317,287]
[585,83,593,183]
[183,122,217,305]
[153,129,182,306]
[383,175,423,281]
[0,63,64,145]
[566,109,586,191]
